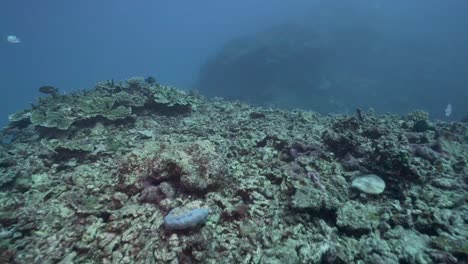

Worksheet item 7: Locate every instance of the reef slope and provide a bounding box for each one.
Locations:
[0,77,467,263]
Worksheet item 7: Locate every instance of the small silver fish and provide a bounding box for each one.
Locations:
[7,35,21,44]
[445,103,452,117]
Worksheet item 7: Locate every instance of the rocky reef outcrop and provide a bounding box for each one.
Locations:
[195,23,379,112]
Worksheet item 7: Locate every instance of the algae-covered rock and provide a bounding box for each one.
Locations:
[0,169,17,188]
[431,234,468,259]
[149,140,227,193]
[262,238,301,264]
[385,227,432,263]
[290,186,339,212]
[336,200,380,235]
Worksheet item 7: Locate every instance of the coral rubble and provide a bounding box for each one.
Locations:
[0,77,467,263]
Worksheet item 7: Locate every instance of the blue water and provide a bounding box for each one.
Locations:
[0,0,312,125]
[1,0,467,127]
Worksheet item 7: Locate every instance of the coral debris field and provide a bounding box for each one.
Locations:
[0,77,467,263]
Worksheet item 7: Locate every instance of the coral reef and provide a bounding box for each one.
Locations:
[0,77,467,263]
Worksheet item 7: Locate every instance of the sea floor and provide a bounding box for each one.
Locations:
[0,77,467,263]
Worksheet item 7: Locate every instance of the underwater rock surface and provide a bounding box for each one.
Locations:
[0,77,467,263]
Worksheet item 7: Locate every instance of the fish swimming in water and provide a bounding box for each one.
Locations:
[445,103,452,117]
[39,85,59,96]
[6,35,21,44]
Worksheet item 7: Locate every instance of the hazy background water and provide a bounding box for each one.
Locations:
[1,0,467,127]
